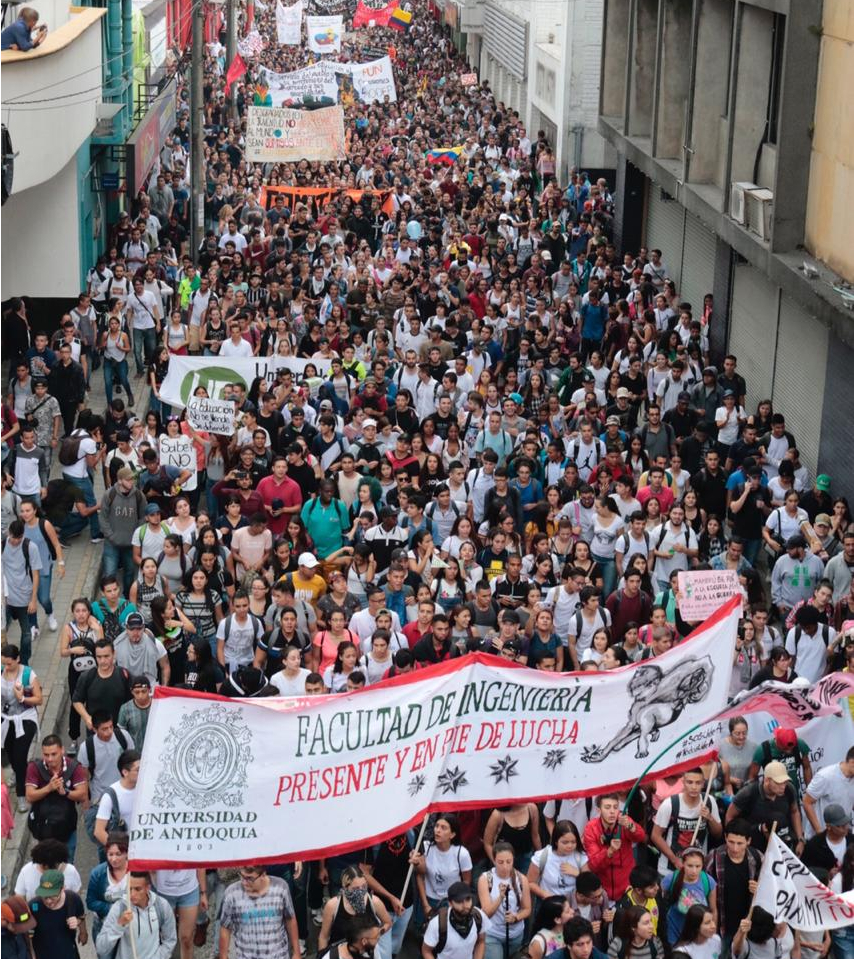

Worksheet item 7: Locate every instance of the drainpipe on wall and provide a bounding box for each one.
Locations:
[571,124,584,171]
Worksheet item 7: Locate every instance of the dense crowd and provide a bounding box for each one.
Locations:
[2,1,853,958]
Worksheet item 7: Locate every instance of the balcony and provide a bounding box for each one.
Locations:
[1,6,106,195]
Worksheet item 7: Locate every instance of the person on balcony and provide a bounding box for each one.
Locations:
[1,8,47,51]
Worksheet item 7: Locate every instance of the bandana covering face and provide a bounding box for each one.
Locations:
[343,886,369,912]
[449,907,474,939]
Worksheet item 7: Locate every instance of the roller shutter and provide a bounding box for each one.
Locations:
[728,262,778,405]
[771,297,827,478]
[645,184,685,289]
[679,213,717,318]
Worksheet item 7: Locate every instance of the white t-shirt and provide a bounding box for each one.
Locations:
[803,762,854,837]
[126,289,160,330]
[567,607,612,654]
[216,614,262,669]
[652,793,721,874]
[270,668,310,696]
[423,842,473,901]
[15,862,82,900]
[423,907,485,959]
[652,522,698,581]
[63,433,98,479]
[544,585,581,637]
[677,935,722,959]
[784,624,837,683]
[220,337,254,358]
[152,869,199,897]
[97,780,136,827]
[715,405,746,445]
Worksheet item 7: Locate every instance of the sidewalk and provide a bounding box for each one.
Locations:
[2,365,150,886]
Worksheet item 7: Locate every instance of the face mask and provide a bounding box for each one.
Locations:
[343,886,368,912]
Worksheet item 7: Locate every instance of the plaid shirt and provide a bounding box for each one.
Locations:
[704,845,762,936]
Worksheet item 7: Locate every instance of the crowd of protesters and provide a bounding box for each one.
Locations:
[2,0,854,958]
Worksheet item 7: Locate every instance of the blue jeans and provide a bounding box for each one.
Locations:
[743,538,762,566]
[27,566,53,629]
[389,905,413,955]
[593,554,617,597]
[103,358,134,406]
[485,930,524,959]
[62,472,102,538]
[5,605,33,662]
[832,925,854,959]
[66,829,78,864]
[102,542,136,595]
[132,327,157,375]
[59,506,88,542]
[148,393,171,419]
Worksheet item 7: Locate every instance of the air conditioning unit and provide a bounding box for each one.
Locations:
[730,181,757,224]
[746,188,774,241]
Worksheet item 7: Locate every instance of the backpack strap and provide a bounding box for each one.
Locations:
[85,732,97,775]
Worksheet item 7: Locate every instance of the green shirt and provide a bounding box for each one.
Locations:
[751,739,809,796]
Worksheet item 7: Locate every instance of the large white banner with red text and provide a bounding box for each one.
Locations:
[128,600,741,868]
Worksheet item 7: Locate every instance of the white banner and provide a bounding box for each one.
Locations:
[159,434,197,491]
[185,396,237,435]
[128,600,740,868]
[753,832,854,930]
[346,56,397,104]
[159,355,332,410]
[306,14,343,52]
[276,0,302,44]
[245,105,346,162]
[257,61,339,108]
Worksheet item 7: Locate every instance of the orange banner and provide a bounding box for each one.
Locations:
[260,184,395,216]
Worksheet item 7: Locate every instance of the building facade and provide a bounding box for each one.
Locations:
[451,0,615,177]
[598,0,854,489]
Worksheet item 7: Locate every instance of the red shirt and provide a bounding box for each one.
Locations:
[256,474,303,536]
[402,621,426,650]
[637,484,675,514]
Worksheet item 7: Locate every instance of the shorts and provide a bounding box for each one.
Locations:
[157,886,200,909]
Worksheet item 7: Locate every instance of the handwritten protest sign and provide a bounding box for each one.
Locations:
[257,62,339,108]
[753,832,854,930]
[677,569,740,621]
[276,0,302,44]
[306,14,343,52]
[159,434,197,491]
[186,397,236,435]
[460,72,477,86]
[245,105,345,162]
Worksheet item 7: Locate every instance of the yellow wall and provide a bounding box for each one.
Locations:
[805,0,854,283]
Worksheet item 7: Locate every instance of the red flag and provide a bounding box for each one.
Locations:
[224,53,247,95]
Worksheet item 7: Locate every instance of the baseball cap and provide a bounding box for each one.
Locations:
[824,803,850,828]
[145,503,161,516]
[677,390,691,402]
[816,474,831,491]
[786,533,807,550]
[540,250,552,261]
[130,674,151,689]
[722,388,735,397]
[814,513,832,527]
[773,727,798,751]
[319,399,334,410]
[34,869,65,899]
[703,365,717,376]
[764,760,790,784]
[509,392,524,405]
[605,416,620,427]
[616,387,631,399]
[363,419,377,428]
[447,881,474,902]
[298,552,318,568]
[1,896,37,932]
[125,612,145,630]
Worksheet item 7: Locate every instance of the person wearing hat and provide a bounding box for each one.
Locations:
[800,473,833,523]
[113,612,170,688]
[423,880,485,959]
[662,390,697,443]
[769,532,825,622]
[284,552,328,607]
[726,759,805,853]
[116,674,152,752]
[748,727,812,799]
[28,868,87,958]
[808,512,842,562]
[803,744,854,839]
[800,803,852,877]
[1,894,37,957]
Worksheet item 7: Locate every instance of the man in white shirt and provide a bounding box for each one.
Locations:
[565,422,606,482]
[802,750,854,837]
[423,882,485,959]
[350,587,403,646]
[125,278,161,377]
[216,592,265,672]
[783,605,837,684]
[218,219,248,253]
[544,567,584,637]
[93,748,140,850]
[651,504,699,591]
[219,322,254,358]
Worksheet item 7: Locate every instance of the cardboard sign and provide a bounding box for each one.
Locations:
[676,569,740,621]
[185,397,236,435]
[159,434,197,491]
[245,105,346,162]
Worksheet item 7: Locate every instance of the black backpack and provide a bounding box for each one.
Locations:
[28,760,81,840]
[83,726,129,776]
[59,429,89,467]
[434,905,483,955]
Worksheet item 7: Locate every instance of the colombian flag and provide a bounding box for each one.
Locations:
[389,6,412,31]
[426,145,463,165]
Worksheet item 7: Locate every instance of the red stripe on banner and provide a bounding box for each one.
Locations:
[129,748,719,870]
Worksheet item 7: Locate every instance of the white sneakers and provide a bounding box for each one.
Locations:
[48,615,58,632]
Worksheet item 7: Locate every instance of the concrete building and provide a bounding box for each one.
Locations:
[598,0,854,488]
[450,0,614,176]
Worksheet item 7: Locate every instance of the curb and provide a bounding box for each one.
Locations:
[1,552,103,885]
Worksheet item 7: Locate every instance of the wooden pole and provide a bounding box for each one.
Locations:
[399,814,430,907]
[690,760,717,846]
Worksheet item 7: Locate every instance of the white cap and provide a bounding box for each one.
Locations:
[298,552,319,568]
[363,419,377,428]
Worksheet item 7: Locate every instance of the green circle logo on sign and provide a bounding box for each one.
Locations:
[180,367,247,405]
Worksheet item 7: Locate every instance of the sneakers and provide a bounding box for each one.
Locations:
[48,614,58,632]
[299,940,307,955]
[91,535,104,544]
[311,908,323,925]
[17,798,28,814]
[67,739,78,757]
[30,626,40,644]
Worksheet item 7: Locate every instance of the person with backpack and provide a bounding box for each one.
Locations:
[72,639,132,733]
[605,569,653,642]
[301,479,350,561]
[215,590,266,673]
[100,467,147,595]
[27,867,89,959]
[1,520,42,663]
[747,727,812,800]
[1,642,43,812]
[19,498,64,635]
[783,603,838,684]
[422,881,485,959]
[607,906,663,959]
[92,749,140,853]
[24,734,88,863]
[96,869,178,959]
[58,423,104,542]
[113,612,170,689]
[612,866,662,939]
[726,761,805,855]
[78,711,133,843]
[476,841,531,959]
[650,769,722,877]
[649,504,698,592]
[91,575,137,644]
[659,850,718,947]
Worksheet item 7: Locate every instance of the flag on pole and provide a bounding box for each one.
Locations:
[224,53,248,95]
[426,145,463,165]
[388,6,412,31]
